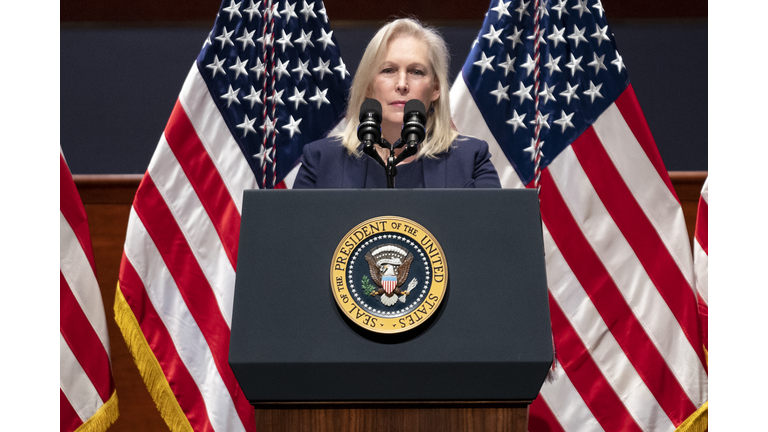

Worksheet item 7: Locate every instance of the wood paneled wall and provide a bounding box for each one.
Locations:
[74,172,706,431]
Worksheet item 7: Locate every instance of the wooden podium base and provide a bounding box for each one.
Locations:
[253,402,530,432]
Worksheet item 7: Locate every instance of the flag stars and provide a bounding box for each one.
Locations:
[611,50,626,73]
[313,58,332,80]
[316,28,335,51]
[524,139,543,161]
[282,115,303,138]
[300,0,317,21]
[237,114,257,137]
[568,25,588,48]
[215,27,235,49]
[507,26,524,49]
[274,58,291,80]
[279,1,298,21]
[520,54,536,77]
[276,30,294,51]
[544,54,562,76]
[529,112,550,130]
[588,52,607,75]
[583,80,604,103]
[222,0,242,20]
[539,83,557,104]
[256,32,273,48]
[229,56,249,79]
[309,87,330,109]
[474,52,496,75]
[220,85,241,108]
[483,25,504,48]
[253,145,273,164]
[526,28,546,46]
[592,0,605,18]
[490,0,512,20]
[250,58,266,80]
[572,0,591,18]
[591,24,611,46]
[267,89,285,106]
[506,110,527,133]
[236,28,256,50]
[288,87,308,110]
[551,0,569,19]
[559,82,580,105]
[490,82,510,104]
[498,54,516,77]
[261,116,279,135]
[318,5,328,22]
[243,0,262,20]
[512,82,534,104]
[553,110,575,132]
[515,0,530,21]
[294,29,314,51]
[207,55,226,77]
[565,54,584,76]
[243,86,263,108]
[548,25,566,48]
[334,58,350,79]
[292,59,311,80]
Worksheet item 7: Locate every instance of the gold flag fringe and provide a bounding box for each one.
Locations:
[675,401,708,432]
[75,389,119,432]
[114,283,194,432]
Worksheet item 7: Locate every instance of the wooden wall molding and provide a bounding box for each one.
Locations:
[72,171,706,432]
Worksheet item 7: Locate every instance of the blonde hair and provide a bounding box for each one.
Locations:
[337,18,458,158]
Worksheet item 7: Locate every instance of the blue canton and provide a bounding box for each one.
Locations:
[461,0,629,184]
[198,0,351,188]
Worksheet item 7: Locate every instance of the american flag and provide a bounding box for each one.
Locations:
[114,0,350,429]
[694,178,708,353]
[60,151,119,431]
[449,0,708,430]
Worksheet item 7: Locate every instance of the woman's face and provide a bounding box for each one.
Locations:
[369,35,440,140]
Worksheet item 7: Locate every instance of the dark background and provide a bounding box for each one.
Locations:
[60,0,707,174]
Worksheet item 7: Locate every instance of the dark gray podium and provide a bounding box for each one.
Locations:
[230,189,552,431]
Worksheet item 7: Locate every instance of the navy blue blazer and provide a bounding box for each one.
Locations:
[293,136,501,189]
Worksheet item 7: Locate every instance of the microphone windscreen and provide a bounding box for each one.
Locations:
[359,98,382,122]
[403,99,426,119]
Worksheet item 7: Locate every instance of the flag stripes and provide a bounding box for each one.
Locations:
[118,257,208,432]
[149,135,238,326]
[178,66,258,215]
[130,176,254,430]
[539,165,697,426]
[612,87,678,199]
[547,294,644,432]
[571,126,702,362]
[540,225,674,431]
[61,151,118,431]
[164,99,242,267]
[122,212,247,432]
[60,273,113,402]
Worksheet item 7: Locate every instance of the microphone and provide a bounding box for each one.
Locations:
[357,98,382,146]
[400,99,427,146]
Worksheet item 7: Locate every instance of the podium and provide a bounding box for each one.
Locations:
[230,189,552,431]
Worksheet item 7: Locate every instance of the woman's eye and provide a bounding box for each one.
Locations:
[381,68,395,74]
[411,69,424,76]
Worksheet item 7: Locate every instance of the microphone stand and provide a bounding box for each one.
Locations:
[362,139,419,189]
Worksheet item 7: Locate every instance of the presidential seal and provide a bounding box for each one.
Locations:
[330,216,447,334]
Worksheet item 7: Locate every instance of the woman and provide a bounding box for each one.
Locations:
[293,18,501,189]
